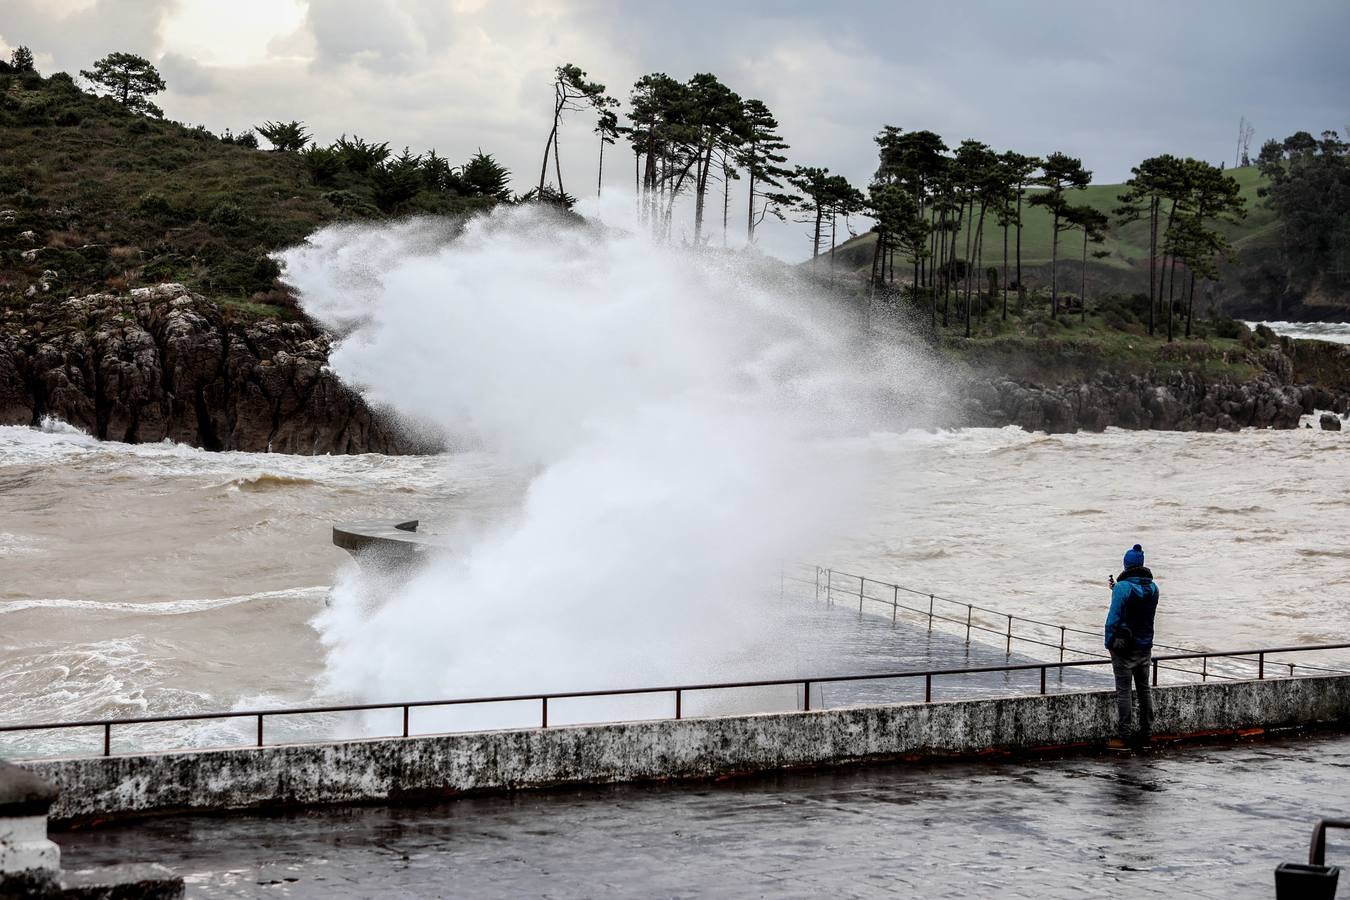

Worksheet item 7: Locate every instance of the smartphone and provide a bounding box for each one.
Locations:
[1108,574,1115,588]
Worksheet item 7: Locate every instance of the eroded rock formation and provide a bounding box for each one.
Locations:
[0,284,413,453]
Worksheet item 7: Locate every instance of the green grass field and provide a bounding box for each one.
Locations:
[831,165,1275,282]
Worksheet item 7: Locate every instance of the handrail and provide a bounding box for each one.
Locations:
[795,564,1348,679]
[2,642,1347,758]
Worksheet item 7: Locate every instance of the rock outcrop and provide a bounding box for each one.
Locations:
[0,284,414,453]
[958,370,1349,433]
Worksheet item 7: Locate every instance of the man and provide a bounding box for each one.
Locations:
[1104,543,1159,747]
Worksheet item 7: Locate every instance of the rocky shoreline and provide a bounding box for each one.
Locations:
[0,284,412,454]
[1,284,1346,454]
[958,370,1349,434]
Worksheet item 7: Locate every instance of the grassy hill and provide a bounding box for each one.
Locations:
[824,165,1295,314]
[0,70,493,319]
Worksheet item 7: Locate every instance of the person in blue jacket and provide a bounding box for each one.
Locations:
[1105,543,1159,746]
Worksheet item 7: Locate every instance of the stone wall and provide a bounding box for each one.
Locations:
[29,674,1350,826]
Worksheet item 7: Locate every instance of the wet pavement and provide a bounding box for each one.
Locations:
[55,730,1350,899]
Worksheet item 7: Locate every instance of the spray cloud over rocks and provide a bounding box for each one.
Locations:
[279,204,947,706]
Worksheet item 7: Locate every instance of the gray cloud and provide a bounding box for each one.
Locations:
[157,52,219,96]
[2,0,1346,260]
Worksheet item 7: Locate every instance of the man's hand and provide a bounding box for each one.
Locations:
[1108,574,1115,588]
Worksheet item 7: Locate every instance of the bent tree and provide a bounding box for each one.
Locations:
[539,63,610,197]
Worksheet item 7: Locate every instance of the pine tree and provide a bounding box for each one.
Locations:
[80,52,167,117]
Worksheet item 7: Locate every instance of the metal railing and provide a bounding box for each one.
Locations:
[2,642,1347,760]
[795,564,1348,683]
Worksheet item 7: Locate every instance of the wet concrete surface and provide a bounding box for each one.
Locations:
[54,730,1350,899]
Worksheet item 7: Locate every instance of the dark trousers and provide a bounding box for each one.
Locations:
[1110,648,1153,738]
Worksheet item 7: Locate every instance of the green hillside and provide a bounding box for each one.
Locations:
[827,165,1279,298]
[0,70,495,318]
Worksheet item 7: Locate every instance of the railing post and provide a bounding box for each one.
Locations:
[675,689,682,720]
[1006,615,1013,654]
[893,585,899,624]
[256,714,264,747]
[826,569,833,604]
[927,593,934,631]
[1290,663,1295,676]
[1152,659,1159,686]
[402,705,409,738]
[1040,666,1047,695]
[924,673,932,703]
[1059,626,1066,662]
[1259,652,1264,680]
[803,680,811,711]
[103,722,111,757]
[859,576,865,612]
[541,697,549,728]
[1202,657,1207,682]
[965,605,972,644]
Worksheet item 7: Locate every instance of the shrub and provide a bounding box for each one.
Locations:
[208,200,246,228]
[1213,317,1250,340]
[55,109,81,127]
[127,119,151,135]
[137,191,174,218]
[302,145,343,185]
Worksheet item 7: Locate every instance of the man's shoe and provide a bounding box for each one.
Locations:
[1105,737,1129,750]
[1133,731,1153,750]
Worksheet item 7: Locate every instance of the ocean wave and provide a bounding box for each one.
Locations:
[0,586,329,616]
[1296,548,1350,560]
[219,473,323,492]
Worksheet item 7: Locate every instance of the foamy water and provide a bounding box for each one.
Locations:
[1247,320,1350,345]
[2,210,1346,746]
[1,421,1346,737]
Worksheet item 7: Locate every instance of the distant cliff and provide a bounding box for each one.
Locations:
[0,284,414,453]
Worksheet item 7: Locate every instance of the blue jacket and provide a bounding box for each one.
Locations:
[1105,566,1159,651]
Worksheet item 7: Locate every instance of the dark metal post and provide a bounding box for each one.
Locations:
[402,705,409,738]
[927,593,934,630]
[1040,666,1047,694]
[965,605,972,643]
[1152,659,1159,686]
[675,689,682,720]
[1202,657,1207,682]
[893,585,899,624]
[256,714,263,747]
[859,576,865,611]
[541,697,548,728]
[1006,615,1013,654]
[803,680,812,711]
[1290,663,1295,676]
[1059,626,1066,662]
[1259,652,1264,680]
[924,673,932,703]
[103,722,111,757]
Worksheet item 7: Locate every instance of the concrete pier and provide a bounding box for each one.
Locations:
[27,673,1350,826]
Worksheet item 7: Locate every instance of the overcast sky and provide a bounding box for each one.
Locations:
[3,0,1348,260]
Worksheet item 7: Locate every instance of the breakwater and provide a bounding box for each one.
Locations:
[28,673,1350,826]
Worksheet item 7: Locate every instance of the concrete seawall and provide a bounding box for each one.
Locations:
[28,675,1350,825]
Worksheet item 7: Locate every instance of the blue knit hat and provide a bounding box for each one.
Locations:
[1123,544,1145,569]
